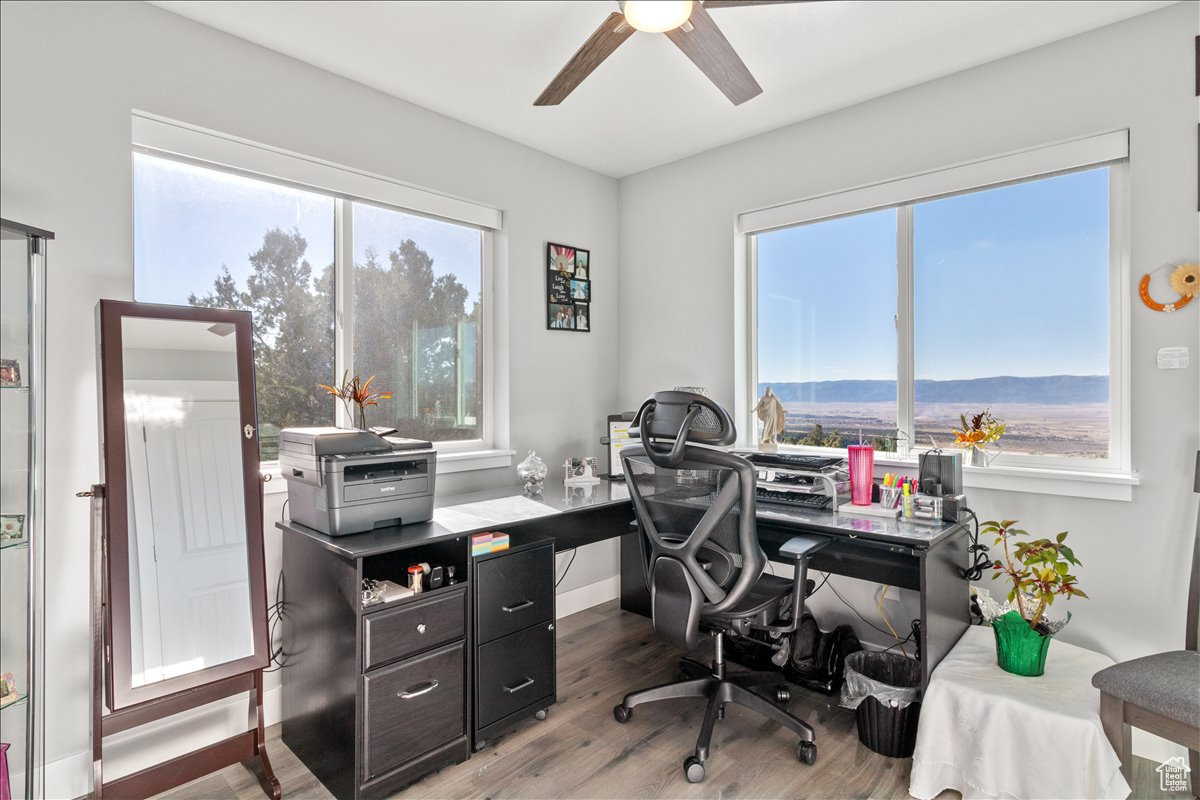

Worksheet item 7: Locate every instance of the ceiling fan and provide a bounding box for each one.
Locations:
[534,0,811,107]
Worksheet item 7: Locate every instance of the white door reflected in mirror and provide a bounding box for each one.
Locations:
[121,317,254,687]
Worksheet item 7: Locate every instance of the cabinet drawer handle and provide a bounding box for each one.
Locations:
[503,677,535,694]
[502,600,534,613]
[398,680,440,699]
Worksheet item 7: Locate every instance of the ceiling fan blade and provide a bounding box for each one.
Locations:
[702,1,819,7]
[665,3,762,105]
[535,11,635,106]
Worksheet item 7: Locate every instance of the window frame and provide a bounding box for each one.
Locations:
[738,132,1133,494]
[132,113,508,471]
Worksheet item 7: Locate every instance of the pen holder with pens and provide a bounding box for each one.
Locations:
[879,485,902,511]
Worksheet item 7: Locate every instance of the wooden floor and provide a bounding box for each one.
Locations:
[154,601,1181,800]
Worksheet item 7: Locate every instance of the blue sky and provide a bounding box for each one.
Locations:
[757,167,1109,383]
[133,152,481,307]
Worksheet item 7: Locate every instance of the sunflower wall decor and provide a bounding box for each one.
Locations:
[1138,262,1198,313]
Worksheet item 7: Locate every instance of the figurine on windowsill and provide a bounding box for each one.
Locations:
[755,386,786,452]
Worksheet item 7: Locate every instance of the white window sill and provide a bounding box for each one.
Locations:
[435,448,516,474]
[874,454,1138,502]
[259,448,516,494]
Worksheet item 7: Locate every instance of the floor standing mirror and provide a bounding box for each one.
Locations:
[83,299,279,799]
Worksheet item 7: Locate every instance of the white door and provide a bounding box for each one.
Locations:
[126,396,254,685]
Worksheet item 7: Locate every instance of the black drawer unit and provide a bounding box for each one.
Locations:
[363,641,465,781]
[475,542,555,642]
[281,530,471,800]
[471,539,556,750]
[363,589,466,670]
[476,621,555,728]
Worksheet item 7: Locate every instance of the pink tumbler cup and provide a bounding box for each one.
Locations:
[847,445,874,506]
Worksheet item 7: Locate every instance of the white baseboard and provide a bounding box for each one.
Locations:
[556,575,621,619]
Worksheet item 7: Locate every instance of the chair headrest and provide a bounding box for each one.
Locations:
[629,390,737,468]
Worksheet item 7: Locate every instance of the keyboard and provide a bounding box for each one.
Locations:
[744,453,844,471]
[755,487,832,509]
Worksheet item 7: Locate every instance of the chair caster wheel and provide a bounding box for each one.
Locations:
[613,704,632,723]
[535,708,548,721]
[684,755,705,783]
[775,686,790,704]
[796,740,816,765]
[473,739,487,753]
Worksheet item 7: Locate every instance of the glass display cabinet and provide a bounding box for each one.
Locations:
[0,218,50,800]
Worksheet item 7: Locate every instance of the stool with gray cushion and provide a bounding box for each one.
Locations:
[1092,451,1200,797]
[611,390,826,783]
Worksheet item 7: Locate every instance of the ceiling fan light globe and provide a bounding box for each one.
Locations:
[621,0,695,33]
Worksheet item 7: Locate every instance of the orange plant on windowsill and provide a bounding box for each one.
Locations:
[319,372,393,430]
[953,408,1006,466]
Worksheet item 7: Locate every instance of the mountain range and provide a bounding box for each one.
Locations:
[760,375,1108,405]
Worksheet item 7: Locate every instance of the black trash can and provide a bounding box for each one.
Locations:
[840,651,922,758]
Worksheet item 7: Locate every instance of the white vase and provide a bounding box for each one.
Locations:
[969,447,988,467]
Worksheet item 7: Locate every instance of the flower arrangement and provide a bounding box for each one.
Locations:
[984,519,1087,632]
[953,408,1005,452]
[319,372,393,430]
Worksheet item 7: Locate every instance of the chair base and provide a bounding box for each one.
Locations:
[615,664,816,781]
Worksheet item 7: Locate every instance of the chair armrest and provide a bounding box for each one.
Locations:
[779,534,829,561]
[775,535,829,634]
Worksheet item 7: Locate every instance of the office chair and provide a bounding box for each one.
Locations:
[1091,450,1200,797]
[613,390,826,783]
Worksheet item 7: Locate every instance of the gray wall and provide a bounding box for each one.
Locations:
[0,1,618,793]
[618,0,1197,744]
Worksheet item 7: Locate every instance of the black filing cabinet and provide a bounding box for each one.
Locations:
[471,539,556,749]
[281,528,471,800]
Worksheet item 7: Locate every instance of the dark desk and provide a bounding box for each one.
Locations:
[283,479,968,689]
[279,480,969,797]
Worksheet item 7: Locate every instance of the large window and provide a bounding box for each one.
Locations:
[748,135,1126,470]
[134,147,488,460]
[757,208,898,448]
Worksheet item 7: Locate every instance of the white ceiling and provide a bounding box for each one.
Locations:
[149,0,1173,178]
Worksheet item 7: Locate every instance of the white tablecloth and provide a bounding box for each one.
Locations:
[909,625,1131,800]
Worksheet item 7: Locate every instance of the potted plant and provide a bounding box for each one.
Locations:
[953,408,1006,466]
[319,372,393,430]
[983,519,1087,676]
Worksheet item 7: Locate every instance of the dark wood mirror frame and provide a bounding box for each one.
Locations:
[87,299,278,799]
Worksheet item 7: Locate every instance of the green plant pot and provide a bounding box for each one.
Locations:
[992,610,1053,676]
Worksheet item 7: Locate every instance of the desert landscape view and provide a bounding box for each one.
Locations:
[779,401,1109,458]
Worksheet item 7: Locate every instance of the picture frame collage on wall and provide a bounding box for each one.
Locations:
[546,242,590,332]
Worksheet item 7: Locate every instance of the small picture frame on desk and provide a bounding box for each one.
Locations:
[563,457,600,485]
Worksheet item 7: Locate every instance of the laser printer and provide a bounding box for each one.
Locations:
[279,427,436,536]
